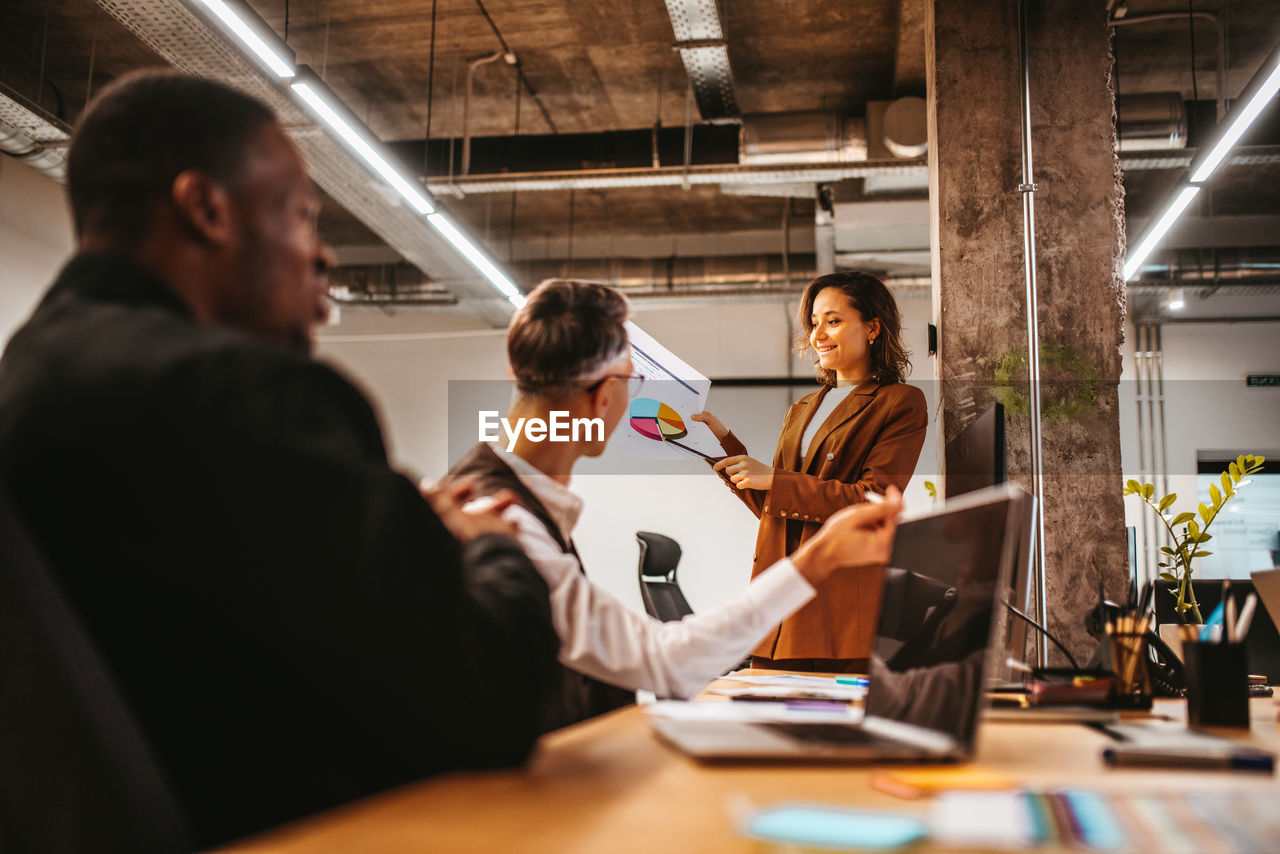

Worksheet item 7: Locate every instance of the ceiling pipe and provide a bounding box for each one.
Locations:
[0,118,66,180]
[1109,10,1226,119]
[462,50,515,177]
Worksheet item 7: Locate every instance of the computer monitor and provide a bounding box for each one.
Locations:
[943,404,1032,672]
[944,403,1006,499]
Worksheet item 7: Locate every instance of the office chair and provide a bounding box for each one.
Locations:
[876,567,956,642]
[635,531,694,622]
[0,492,191,854]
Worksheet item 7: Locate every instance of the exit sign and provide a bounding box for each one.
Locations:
[1246,375,1280,387]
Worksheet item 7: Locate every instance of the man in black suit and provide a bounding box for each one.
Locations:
[0,71,558,848]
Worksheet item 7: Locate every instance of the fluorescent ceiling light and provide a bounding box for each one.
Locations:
[1190,50,1280,183]
[1123,185,1200,281]
[291,81,435,215]
[427,213,526,307]
[194,0,295,78]
[1167,286,1186,311]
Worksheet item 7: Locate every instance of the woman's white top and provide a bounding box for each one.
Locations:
[800,384,856,458]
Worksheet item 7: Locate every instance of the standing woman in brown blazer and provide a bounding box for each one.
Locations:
[693,271,927,672]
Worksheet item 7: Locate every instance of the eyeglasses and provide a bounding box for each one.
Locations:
[584,372,646,400]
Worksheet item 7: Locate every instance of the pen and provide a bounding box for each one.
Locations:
[1102,747,1275,773]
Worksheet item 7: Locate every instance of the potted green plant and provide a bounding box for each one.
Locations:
[1124,454,1266,623]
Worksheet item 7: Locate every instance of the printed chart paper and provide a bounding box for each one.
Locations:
[618,321,724,461]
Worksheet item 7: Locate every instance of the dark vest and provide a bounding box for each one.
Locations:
[447,443,634,731]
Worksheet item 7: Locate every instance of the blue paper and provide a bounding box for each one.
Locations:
[1200,601,1226,641]
[745,805,929,850]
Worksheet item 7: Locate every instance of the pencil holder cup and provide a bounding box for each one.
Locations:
[1108,632,1152,703]
[1183,641,1250,728]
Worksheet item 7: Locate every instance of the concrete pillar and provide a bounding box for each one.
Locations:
[927,0,1128,665]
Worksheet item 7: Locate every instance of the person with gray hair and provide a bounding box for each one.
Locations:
[447,279,903,729]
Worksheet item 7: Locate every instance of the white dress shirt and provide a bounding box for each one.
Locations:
[475,447,816,699]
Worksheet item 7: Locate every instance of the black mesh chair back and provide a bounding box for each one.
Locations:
[876,567,956,642]
[635,531,693,622]
[0,493,191,854]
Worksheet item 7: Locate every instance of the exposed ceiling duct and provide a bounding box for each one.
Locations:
[0,85,71,181]
[1116,92,1187,151]
[93,0,516,327]
[739,112,868,165]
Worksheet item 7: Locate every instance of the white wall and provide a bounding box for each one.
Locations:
[319,293,939,616]
[1120,321,1280,586]
[0,158,74,342]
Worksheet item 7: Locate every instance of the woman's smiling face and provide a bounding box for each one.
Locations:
[809,287,879,383]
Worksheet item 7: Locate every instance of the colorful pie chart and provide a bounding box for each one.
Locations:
[629,398,687,442]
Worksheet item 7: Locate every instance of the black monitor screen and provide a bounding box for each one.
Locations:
[866,486,1023,746]
[945,403,1006,499]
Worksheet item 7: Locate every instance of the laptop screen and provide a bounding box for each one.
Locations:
[865,485,1027,748]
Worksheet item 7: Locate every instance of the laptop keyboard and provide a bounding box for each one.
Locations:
[762,723,879,745]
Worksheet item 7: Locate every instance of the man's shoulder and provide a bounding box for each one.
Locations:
[1,287,382,454]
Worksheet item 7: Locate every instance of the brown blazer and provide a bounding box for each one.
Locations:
[717,380,927,660]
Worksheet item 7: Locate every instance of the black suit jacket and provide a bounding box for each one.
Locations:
[0,254,559,847]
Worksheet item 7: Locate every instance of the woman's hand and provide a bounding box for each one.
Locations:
[690,410,729,441]
[713,455,774,490]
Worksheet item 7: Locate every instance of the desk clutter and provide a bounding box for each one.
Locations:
[742,788,1280,852]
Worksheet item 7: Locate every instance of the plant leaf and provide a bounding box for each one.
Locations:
[1160,546,1176,556]
[1142,483,1155,499]
[1194,550,1213,558]
[1210,484,1222,506]
[1171,512,1195,526]
[1158,494,1176,512]
[1188,519,1200,537]
[1159,572,1177,581]
[1197,533,1212,543]
[1221,471,1233,496]
[1230,461,1241,481]
[1125,479,1141,494]
[1199,503,1212,524]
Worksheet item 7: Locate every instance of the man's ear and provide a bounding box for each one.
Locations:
[171,170,233,246]
[588,379,617,421]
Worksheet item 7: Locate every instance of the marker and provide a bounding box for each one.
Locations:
[1102,747,1275,773]
[835,675,870,686]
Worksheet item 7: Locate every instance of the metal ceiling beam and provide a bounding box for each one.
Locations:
[93,0,515,327]
[426,160,927,195]
[663,0,740,122]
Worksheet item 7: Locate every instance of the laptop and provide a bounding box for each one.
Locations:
[648,483,1034,761]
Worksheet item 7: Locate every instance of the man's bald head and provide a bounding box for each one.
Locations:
[67,70,275,247]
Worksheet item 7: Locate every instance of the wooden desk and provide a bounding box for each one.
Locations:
[222,696,1279,853]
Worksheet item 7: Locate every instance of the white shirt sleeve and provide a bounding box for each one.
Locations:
[500,503,815,699]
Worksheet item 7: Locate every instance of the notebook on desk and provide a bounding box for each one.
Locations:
[648,483,1035,761]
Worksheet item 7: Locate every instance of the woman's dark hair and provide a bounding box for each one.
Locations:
[507,279,630,398]
[796,271,911,386]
